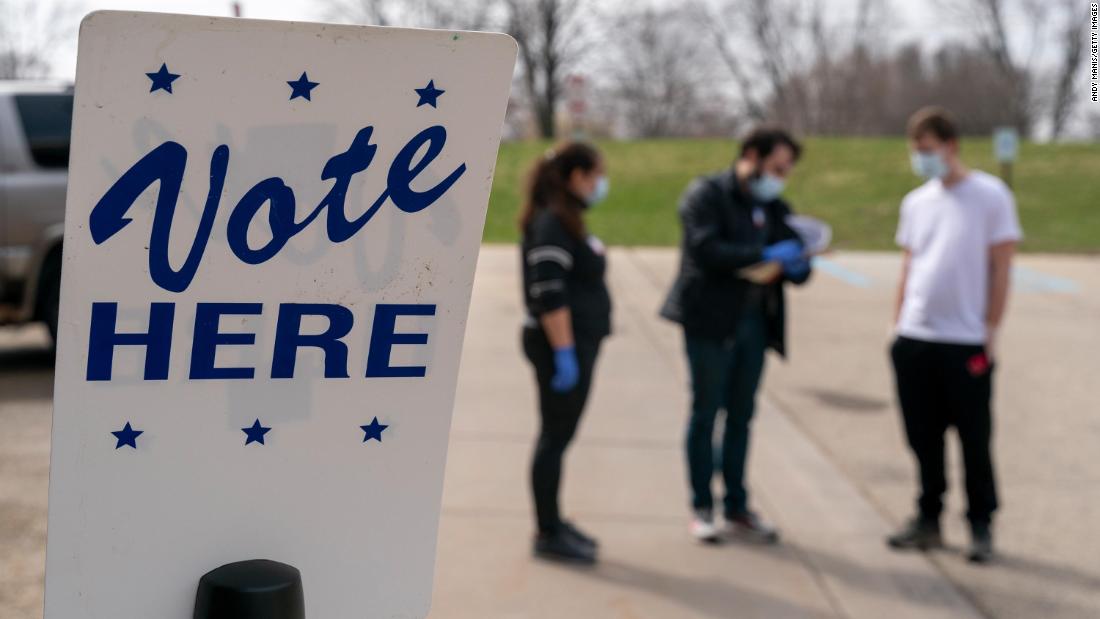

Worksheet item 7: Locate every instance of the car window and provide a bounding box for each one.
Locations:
[14,93,73,169]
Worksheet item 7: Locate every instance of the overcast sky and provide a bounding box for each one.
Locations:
[50,0,320,77]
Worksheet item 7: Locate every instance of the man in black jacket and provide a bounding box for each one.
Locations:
[660,127,812,543]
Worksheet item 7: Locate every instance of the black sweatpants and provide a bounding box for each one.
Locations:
[890,336,998,526]
[523,327,602,534]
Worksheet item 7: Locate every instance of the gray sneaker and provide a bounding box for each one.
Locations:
[690,509,721,543]
[887,517,943,550]
[967,523,994,564]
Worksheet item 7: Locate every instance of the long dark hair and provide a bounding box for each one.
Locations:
[519,141,601,239]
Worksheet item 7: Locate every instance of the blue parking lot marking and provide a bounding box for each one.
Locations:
[1012,265,1080,294]
[812,257,873,289]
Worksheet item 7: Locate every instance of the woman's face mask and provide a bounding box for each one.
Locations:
[749,172,785,202]
[910,150,948,180]
[585,175,610,207]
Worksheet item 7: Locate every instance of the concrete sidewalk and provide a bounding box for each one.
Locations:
[5,246,1096,618]
[734,250,1100,619]
[430,246,984,618]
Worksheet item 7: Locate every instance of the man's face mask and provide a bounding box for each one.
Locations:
[910,150,948,180]
[749,170,785,202]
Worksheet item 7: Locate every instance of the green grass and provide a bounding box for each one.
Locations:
[484,138,1100,253]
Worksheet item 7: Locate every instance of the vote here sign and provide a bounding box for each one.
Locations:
[44,11,516,618]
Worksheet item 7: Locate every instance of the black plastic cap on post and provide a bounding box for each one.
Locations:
[193,559,305,619]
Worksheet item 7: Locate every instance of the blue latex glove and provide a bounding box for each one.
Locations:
[550,346,580,393]
[762,239,804,264]
[785,257,811,279]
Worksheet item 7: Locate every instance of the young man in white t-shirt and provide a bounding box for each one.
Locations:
[887,107,1022,564]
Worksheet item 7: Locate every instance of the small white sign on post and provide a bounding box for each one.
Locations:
[45,11,515,618]
[993,126,1019,163]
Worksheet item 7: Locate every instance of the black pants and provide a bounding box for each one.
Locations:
[891,336,998,526]
[523,327,601,534]
[683,309,767,517]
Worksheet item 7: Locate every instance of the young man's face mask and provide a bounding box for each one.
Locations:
[910,150,948,180]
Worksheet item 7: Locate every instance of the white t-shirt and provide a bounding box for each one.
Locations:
[895,170,1023,345]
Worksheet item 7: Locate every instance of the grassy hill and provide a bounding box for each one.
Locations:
[483,138,1100,253]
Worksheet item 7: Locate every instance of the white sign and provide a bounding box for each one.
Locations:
[45,11,515,618]
[993,126,1019,163]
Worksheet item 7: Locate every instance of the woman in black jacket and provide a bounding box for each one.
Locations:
[520,142,611,564]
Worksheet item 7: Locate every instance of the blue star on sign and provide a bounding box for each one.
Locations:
[287,71,319,101]
[146,63,180,94]
[242,419,272,446]
[415,79,445,108]
[111,422,143,449]
[360,417,388,443]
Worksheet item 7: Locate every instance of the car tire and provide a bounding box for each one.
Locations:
[39,250,62,345]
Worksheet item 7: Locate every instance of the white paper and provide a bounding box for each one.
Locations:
[786,214,832,256]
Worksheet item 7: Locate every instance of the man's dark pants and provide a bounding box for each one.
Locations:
[891,336,998,527]
[684,309,767,517]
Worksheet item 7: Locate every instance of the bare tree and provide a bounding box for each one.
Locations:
[744,0,806,127]
[504,0,586,139]
[751,39,1028,137]
[323,0,397,26]
[934,0,1096,138]
[838,0,894,133]
[853,0,892,51]
[702,0,807,127]
[696,0,895,134]
[1048,0,1088,139]
[925,45,1024,132]
[0,0,75,79]
[323,0,577,140]
[603,8,721,137]
[938,0,1047,134]
[322,0,497,31]
[689,1,765,123]
[417,0,497,31]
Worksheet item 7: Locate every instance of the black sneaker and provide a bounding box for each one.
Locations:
[967,523,994,564]
[887,517,943,550]
[725,511,780,544]
[560,520,598,550]
[534,530,597,565]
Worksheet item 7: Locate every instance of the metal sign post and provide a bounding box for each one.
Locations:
[993,126,1019,188]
